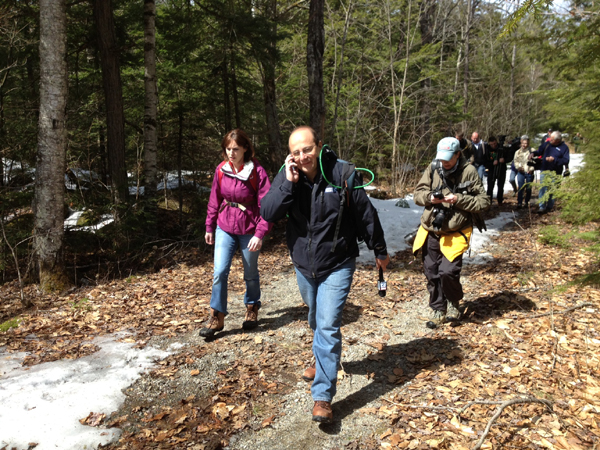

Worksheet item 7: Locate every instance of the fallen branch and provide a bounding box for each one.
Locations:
[528,302,593,319]
[472,397,553,450]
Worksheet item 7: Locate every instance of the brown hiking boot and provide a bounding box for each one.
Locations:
[242,304,259,330]
[312,401,333,423]
[302,364,316,382]
[199,309,225,337]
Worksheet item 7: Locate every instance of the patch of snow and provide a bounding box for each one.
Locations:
[0,333,172,450]
[64,211,114,233]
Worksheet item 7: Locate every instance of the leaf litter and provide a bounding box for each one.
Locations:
[0,209,599,450]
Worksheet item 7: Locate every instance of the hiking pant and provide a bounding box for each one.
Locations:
[487,165,507,204]
[422,233,463,311]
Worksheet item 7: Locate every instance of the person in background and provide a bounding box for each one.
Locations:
[471,131,487,180]
[455,128,473,162]
[530,131,570,213]
[261,126,389,423]
[513,135,534,208]
[486,136,507,205]
[413,137,490,329]
[200,129,273,337]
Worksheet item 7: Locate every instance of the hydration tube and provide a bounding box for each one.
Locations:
[278,145,375,189]
[317,145,375,189]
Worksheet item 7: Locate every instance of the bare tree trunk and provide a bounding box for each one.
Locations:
[222,57,232,131]
[260,0,283,170]
[34,0,69,293]
[93,0,129,214]
[330,0,353,142]
[143,0,158,234]
[463,0,473,115]
[307,0,325,140]
[388,0,414,195]
[510,42,517,116]
[231,51,241,129]
[419,0,437,149]
[177,106,184,230]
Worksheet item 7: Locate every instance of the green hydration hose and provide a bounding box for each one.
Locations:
[318,145,374,189]
[279,144,375,189]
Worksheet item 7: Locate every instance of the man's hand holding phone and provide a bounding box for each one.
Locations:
[285,155,300,183]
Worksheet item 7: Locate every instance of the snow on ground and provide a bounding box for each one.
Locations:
[0,334,176,450]
[0,155,584,450]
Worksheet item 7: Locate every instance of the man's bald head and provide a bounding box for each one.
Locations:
[289,126,319,148]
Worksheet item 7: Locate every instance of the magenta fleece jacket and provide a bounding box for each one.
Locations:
[205,162,273,239]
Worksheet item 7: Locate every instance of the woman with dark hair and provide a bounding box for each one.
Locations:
[200,129,272,337]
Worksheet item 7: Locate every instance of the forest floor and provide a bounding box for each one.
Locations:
[1,194,600,450]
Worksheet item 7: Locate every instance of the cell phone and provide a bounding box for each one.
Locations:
[291,166,297,173]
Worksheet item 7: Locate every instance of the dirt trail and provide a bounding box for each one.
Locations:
[117,248,485,450]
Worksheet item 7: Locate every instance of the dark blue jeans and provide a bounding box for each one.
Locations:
[517,171,533,205]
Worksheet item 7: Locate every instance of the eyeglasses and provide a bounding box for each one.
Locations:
[291,145,316,158]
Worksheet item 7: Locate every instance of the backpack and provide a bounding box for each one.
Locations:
[429,160,487,233]
[217,159,260,193]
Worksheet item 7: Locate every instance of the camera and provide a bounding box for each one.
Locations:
[432,207,446,231]
[527,156,542,168]
[432,188,445,200]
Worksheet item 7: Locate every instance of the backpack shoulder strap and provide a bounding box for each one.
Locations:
[216,161,227,189]
[331,161,358,253]
[248,158,260,193]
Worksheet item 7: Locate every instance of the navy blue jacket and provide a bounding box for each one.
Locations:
[260,151,387,279]
[532,141,570,174]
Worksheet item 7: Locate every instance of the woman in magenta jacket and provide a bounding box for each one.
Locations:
[200,129,272,337]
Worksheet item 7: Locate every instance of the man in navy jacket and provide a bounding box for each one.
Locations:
[261,126,389,423]
[531,131,570,213]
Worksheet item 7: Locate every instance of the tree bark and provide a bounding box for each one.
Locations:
[419,0,437,148]
[307,0,325,140]
[143,0,158,233]
[463,0,473,115]
[330,0,353,142]
[143,0,158,195]
[231,51,241,129]
[510,42,517,116]
[222,57,232,131]
[34,0,70,293]
[260,0,283,170]
[93,0,129,213]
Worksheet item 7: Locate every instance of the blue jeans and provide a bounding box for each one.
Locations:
[295,259,355,402]
[517,171,533,205]
[476,164,486,180]
[538,171,555,211]
[210,226,261,315]
[509,167,517,185]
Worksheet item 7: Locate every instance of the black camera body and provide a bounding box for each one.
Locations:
[432,188,445,200]
[527,156,542,169]
[432,207,446,231]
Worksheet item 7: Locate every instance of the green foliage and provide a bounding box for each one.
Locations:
[70,298,92,311]
[517,270,536,287]
[537,225,573,249]
[0,318,21,333]
[537,226,600,259]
